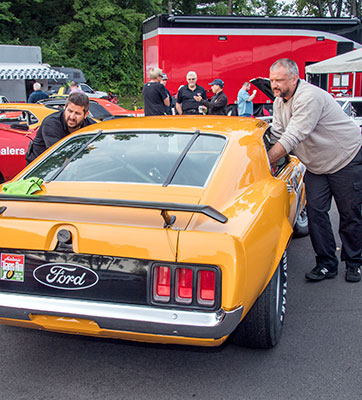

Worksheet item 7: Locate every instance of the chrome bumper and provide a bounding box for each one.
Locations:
[0,292,243,339]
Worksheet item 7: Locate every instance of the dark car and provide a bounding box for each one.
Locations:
[37,98,114,121]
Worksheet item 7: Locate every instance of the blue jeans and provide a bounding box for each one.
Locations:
[304,147,362,271]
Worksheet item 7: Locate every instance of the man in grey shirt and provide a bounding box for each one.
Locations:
[268,58,362,282]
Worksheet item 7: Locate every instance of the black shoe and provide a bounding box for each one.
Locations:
[345,267,361,282]
[305,266,338,281]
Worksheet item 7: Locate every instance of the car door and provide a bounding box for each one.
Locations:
[263,131,306,228]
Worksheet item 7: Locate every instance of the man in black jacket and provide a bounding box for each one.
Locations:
[26,92,96,164]
[194,79,228,115]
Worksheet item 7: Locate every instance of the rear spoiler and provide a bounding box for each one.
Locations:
[0,194,228,226]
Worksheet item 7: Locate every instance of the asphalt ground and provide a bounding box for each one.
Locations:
[0,203,361,400]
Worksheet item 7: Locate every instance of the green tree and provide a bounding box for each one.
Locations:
[291,0,360,17]
[0,2,19,42]
[52,0,145,95]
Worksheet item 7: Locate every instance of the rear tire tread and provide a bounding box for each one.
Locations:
[232,251,287,349]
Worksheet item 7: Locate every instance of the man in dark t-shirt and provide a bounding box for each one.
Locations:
[176,71,207,115]
[143,68,170,116]
[26,92,96,164]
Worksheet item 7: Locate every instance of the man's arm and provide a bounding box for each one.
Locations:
[267,142,288,169]
[163,96,170,107]
[41,119,65,149]
[176,102,182,115]
[160,85,170,108]
[247,90,257,102]
[202,94,227,112]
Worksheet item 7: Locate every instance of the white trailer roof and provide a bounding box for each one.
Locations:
[305,48,362,74]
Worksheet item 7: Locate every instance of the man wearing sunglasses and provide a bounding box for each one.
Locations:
[176,71,207,115]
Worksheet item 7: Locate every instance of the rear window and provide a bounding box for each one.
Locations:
[88,103,112,120]
[26,131,226,187]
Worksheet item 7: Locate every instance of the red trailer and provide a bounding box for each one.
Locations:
[143,15,362,109]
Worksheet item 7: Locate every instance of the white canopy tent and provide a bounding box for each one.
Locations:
[305,48,362,96]
[305,48,362,74]
[0,63,68,80]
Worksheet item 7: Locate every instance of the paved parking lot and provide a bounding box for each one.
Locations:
[0,203,361,400]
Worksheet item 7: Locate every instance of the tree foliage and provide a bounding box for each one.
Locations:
[0,0,361,96]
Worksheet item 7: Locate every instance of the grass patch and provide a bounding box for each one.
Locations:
[117,93,144,110]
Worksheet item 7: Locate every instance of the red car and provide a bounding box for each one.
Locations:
[90,98,144,117]
[0,104,57,183]
[0,123,36,183]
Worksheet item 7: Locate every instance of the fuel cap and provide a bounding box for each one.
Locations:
[57,229,72,244]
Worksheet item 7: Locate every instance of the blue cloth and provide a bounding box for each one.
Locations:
[237,89,253,116]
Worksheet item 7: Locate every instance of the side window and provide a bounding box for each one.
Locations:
[81,84,93,93]
[343,103,352,117]
[263,128,290,176]
[350,102,362,117]
[22,111,38,125]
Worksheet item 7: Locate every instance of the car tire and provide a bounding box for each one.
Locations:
[293,206,309,238]
[232,251,287,349]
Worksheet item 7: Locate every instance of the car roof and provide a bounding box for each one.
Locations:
[74,115,268,140]
[0,103,55,111]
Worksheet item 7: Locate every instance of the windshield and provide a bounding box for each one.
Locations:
[26,131,226,187]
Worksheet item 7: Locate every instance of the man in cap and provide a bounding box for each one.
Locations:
[160,73,172,115]
[194,78,228,115]
[176,71,207,115]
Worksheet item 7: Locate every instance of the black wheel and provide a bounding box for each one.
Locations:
[232,251,287,349]
[293,207,309,238]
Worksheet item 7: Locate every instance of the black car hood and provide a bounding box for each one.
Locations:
[250,77,275,101]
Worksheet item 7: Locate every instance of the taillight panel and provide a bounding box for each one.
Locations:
[151,264,221,310]
[153,266,171,302]
[197,270,216,306]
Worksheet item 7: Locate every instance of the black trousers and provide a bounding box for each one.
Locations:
[304,146,362,271]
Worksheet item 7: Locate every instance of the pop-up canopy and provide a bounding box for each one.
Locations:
[305,48,362,74]
[0,63,68,80]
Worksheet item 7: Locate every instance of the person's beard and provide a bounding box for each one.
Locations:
[273,87,291,99]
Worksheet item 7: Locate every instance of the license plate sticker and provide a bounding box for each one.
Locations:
[0,253,25,282]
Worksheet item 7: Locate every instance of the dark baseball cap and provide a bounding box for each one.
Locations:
[208,78,224,87]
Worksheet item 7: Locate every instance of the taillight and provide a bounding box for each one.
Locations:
[152,265,218,308]
[153,266,171,302]
[197,270,216,305]
[175,268,193,304]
